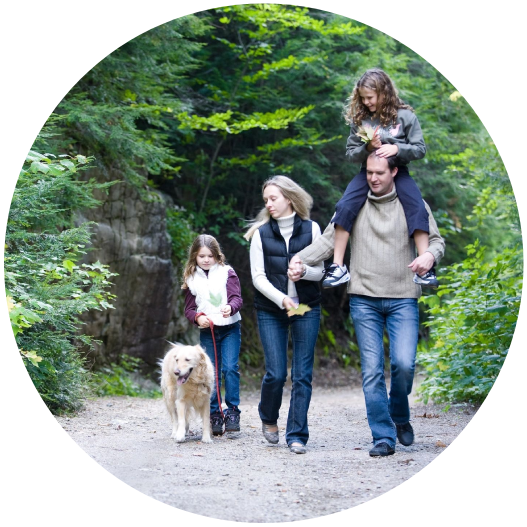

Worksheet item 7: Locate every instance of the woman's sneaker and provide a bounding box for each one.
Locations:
[413,269,439,288]
[224,408,240,432]
[322,264,350,288]
[210,412,224,436]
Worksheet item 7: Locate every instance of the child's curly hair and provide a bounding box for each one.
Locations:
[181,234,226,289]
[343,68,413,128]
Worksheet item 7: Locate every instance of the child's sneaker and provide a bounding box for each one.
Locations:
[224,408,240,432]
[413,269,439,288]
[210,412,224,436]
[322,263,350,288]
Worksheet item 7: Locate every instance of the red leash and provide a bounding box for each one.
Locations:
[197,312,224,420]
[208,318,224,420]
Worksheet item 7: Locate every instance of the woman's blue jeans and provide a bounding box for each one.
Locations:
[199,321,241,415]
[257,305,321,446]
[349,295,418,448]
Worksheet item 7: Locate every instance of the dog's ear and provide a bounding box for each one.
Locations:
[194,345,208,375]
[195,344,207,364]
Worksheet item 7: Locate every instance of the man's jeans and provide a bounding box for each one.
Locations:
[257,305,321,446]
[200,321,241,415]
[350,295,418,448]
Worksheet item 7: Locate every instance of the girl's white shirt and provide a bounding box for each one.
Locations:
[186,263,242,326]
[250,212,324,309]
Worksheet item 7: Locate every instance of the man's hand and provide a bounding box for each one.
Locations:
[376,144,398,158]
[408,252,435,276]
[288,255,304,282]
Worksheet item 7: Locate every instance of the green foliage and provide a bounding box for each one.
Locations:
[316,309,360,369]
[165,206,197,262]
[49,15,208,189]
[91,355,161,398]
[6,151,117,414]
[417,241,522,405]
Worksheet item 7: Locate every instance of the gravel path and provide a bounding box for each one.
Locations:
[56,383,476,523]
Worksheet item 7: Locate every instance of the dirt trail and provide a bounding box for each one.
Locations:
[57,383,476,523]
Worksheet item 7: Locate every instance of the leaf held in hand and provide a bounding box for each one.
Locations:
[356,124,379,143]
[287,303,312,317]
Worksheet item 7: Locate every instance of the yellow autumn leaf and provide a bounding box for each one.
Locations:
[287,303,312,317]
[355,124,379,143]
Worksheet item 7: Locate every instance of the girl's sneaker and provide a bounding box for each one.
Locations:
[413,269,439,288]
[224,408,240,432]
[210,412,224,435]
[322,264,350,288]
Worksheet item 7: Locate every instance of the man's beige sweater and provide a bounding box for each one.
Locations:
[295,186,445,298]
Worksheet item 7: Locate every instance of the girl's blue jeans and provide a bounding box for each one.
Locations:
[256,305,321,446]
[349,295,418,448]
[199,321,241,415]
[333,165,429,236]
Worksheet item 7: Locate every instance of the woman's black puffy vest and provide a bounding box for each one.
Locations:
[254,215,321,313]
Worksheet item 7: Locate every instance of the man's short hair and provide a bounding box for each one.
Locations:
[367,151,399,170]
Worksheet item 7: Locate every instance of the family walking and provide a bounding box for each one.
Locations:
[180,68,445,457]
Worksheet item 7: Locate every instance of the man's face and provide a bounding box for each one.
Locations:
[366,156,398,196]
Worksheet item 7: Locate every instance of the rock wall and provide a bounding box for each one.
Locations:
[78,175,196,369]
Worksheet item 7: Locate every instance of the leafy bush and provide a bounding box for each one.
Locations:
[91,355,161,398]
[417,241,522,406]
[5,151,116,414]
[165,206,197,263]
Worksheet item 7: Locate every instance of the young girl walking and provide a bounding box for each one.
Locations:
[322,68,438,289]
[182,234,243,436]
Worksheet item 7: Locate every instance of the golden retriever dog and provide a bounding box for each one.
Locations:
[160,343,214,443]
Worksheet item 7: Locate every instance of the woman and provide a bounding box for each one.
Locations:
[244,176,323,454]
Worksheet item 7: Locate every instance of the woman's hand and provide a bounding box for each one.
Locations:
[376,144,398,158]
[288,255,304,282]
[196,315,210,328]
[282,296,298,311]
[220,305,232,318]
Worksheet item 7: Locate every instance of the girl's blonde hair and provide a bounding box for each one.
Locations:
[181,234,226,289]
[343,68,413,128]
[244,175,313,240]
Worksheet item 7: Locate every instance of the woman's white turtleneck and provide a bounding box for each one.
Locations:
[249,212,324,309]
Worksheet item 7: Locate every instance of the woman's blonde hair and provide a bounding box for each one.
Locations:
[244,175,313,240]
[181,234,226,289]
[343,68,413,128]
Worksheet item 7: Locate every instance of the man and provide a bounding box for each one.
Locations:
[289,152,445,456]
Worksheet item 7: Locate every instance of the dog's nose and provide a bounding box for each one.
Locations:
[174,369,180,375]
